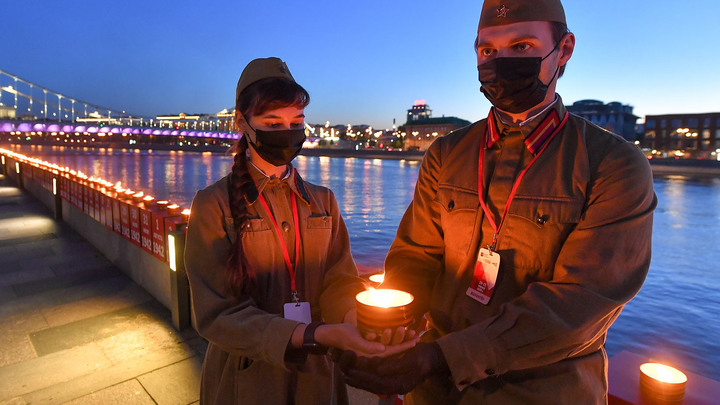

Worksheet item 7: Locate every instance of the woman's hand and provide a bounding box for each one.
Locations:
[315,323,419,358]
[343,308,419,346]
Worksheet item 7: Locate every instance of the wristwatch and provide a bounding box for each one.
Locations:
[302,321,328,355]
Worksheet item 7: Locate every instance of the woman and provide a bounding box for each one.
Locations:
[185,57,414,405]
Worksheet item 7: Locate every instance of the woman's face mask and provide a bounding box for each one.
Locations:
[242,105,306,167]
[250,127,306,167]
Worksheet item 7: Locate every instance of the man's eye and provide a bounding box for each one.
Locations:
[480,48,494,57]
[269,123,283,128]
[291,123,304,129]
[514,43,530,52]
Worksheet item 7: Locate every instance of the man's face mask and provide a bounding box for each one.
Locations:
[477,42,561,114]
[250,127,306,167]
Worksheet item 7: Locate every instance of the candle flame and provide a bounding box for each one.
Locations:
[640,363,687,384]
[369,273,385,284]
[356,289,413,308]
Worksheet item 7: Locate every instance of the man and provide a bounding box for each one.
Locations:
[341,0,657,403]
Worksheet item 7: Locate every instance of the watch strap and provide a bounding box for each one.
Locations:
[302,321,328,355]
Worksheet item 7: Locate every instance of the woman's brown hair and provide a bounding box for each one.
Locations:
[226,77,310,295]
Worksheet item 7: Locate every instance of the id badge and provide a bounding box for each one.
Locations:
[466,248,500,305]
[284,301,312,323]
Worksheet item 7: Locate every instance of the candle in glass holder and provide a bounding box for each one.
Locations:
[355,289,414,338]
[639,362,687,402]
[132,191,144,203]
[166,203,180,216]
[156,200,169,211]
[181,209,191,222]
[142,195,155,208]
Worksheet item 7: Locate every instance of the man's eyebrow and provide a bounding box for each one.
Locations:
[475,34,543,48]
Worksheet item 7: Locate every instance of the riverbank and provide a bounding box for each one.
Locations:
[3,141,720,176]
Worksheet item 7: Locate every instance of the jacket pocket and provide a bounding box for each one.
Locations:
[307,215,332,230]
[503,195,583,277]
[436,186,479,257]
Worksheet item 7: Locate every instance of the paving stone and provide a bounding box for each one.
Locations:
[138,357,202,405]
[0,267,56,287]
[49,256,115,277]
[0,397,27,405]
[42,281,153,328]
[0,234,57,248]
[12,266,120,297]
[14,250,103,273]
[0,286,16,305]
[60,379,155,405]
[29,300,169,356]
[21,344,198,405]
[0,343,111,400]
[0,311,47,368]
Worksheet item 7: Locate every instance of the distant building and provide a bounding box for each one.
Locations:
[642,112,720,156]
[566,99,638,141]
[156,110,232,131]
[407,100,432,122]
[402,101,471,151]
[0,105,15,119]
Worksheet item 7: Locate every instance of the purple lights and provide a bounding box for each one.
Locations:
[1,120,235,141]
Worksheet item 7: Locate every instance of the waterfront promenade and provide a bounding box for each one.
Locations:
[0,172,380,405]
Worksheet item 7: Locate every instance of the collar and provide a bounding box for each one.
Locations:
[243,161,311,205]
[486,94,567,154]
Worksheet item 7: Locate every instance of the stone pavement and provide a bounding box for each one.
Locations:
[0,172,381,405]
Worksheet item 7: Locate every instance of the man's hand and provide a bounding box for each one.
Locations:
[337,342,449,395]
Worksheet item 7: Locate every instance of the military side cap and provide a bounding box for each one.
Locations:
[478,0,566,31]
[235,57,296,101]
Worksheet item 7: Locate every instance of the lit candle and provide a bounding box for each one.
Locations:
[355,289,414,338]
[143,195,155,207]
[132,191,144,203]
[166,203,179,216]
[368,273,385,285]
[181,209,191,222]
[639,362,687,401]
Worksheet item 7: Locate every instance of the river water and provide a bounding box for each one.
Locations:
[8,144,720,381]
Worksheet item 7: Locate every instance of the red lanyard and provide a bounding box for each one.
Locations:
[478,111,569,251]
[254,174,302,300]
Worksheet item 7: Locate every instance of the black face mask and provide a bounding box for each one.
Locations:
[250,128,306,167]
[478,44,560,114]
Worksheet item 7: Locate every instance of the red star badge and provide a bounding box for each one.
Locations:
[496,5,510,18]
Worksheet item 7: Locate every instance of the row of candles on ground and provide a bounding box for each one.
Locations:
[1,148,191,221]
[359,273,689,402]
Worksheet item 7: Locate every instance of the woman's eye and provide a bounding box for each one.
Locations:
[479,48,494,57]
[291,123,304,129]
[269,123,283,128]
[514,43,530,52]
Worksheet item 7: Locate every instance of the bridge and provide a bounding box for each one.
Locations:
[0,68,243,148]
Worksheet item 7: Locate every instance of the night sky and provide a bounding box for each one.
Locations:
[1,0,718,128]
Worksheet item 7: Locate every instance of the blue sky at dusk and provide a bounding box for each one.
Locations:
[2,0,718,129]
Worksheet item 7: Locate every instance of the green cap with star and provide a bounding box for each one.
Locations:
[477,0,566,31]
[235,57,296,102]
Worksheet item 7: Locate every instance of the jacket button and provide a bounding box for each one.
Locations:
[485,368,495,376]
[245,223,252,230]
[282,221,291,232]
[536,214,548,225]
[447,200,455,211]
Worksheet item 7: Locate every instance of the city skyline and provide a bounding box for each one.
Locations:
[2,0,718,129]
